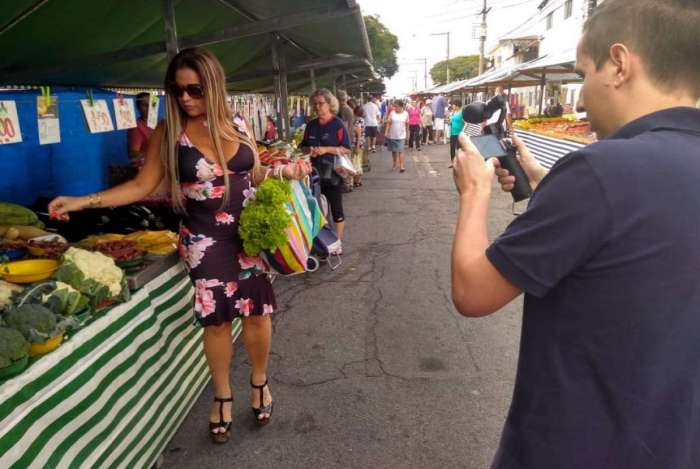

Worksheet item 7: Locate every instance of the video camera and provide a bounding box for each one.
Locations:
[462,95,532,202]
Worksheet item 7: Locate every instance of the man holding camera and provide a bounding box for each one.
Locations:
[450,1,700,467]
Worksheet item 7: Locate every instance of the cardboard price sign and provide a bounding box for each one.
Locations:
[114,98,137,130]
[146,94,159,129]
[80,99,114,133]
[0,100,23,144]
[37,95,61,145]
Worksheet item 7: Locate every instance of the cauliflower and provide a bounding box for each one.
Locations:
[60,247,124,297]
[0,327,30,368]
[0,280,23,309]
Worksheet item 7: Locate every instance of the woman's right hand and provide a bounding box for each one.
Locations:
[48,195,86,220]
[494,135,549,192]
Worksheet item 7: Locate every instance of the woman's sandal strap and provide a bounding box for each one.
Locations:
[213,396,233,402]
[250,378,268,389]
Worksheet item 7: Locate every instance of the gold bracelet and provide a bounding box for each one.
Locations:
[87,192,102,208]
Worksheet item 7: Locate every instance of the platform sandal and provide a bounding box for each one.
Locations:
[209,396,233,443]
[250,377,274,426]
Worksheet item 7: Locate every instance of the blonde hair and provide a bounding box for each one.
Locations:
[309,88,339,114]
[162,47,259,213]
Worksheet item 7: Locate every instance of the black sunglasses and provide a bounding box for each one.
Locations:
[168,84,205,99]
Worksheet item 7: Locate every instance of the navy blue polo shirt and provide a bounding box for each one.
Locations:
[301,116,351,155]
[302,116,351,186]
[487,107,700,469]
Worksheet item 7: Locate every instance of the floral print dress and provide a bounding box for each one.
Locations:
[177,133,276,326]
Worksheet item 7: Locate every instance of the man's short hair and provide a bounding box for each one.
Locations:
[581,0,700,98]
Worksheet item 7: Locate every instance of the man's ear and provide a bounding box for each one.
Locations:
[609,43,632,88]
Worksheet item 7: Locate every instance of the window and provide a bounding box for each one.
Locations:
[546,12,553,29]
[565,0,573,19]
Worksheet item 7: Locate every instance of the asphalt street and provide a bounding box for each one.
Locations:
[162,141,526,469]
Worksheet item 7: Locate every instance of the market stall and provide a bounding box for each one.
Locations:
[0,263,243,469]
[513,116,593,168]
[0,3,372,465]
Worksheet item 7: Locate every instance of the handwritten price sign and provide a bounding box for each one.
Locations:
[0,101,23,145]
[80,99,114,133]
[113,98,137,130]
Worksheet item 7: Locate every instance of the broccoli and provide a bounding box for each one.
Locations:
[4,304,58,343]
[0,327,30,368]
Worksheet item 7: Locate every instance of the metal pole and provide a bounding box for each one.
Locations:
[161,0,179,60]
[538,72,546,116]
[424,57,428,89]
[271,35,289,140]
[446,32,451,83]
[310,69,317,90]
[478,0,489,75]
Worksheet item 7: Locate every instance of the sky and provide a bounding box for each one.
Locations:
[356,0,544,96]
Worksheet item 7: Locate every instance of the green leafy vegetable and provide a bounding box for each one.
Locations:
[0,327,30,368]
[4,304,59,343]
[238,178,293,256]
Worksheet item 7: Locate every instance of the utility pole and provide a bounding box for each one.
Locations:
[431,32,451,83]
[478,0,491,75]
[424,57,428,90]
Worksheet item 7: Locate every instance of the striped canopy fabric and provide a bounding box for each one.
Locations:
[0,264,239,469]
[514,129,587,169]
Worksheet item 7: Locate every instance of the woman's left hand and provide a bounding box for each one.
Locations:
[282,160,312,180]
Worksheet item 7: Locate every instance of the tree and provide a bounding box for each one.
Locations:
[430,55,480,85]
[364,15,399,79]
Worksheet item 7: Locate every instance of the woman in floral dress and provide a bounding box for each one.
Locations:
[49,48,310,444]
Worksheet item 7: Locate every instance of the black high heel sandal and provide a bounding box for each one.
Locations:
[209,396,233,443]
[250,377,273,426]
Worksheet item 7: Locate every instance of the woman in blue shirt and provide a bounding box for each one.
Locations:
[301,89,351,248]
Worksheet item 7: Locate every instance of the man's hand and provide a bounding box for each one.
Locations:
[453,133,496,196]
[493,135,548,192]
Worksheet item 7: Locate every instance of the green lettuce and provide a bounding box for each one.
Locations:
[238,178,292,256]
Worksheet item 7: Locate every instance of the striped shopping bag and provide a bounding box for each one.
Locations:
[262,180,325,275]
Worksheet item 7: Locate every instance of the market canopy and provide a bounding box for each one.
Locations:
[0,0,375,92]
[419,48,580,95]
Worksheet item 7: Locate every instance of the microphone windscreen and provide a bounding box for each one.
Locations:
[462,102,487,123]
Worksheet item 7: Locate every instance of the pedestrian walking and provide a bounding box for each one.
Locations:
[448,99,463,167]
[301,88,351,244]
[421,99,434,144]
[432,94,447,144]
[49,47,312,444]
[337,90,355,142]
[384,99,409,172]
[362,95,381,152]
[451,0,700,467]
[351,105,366,187]
[407,100,422,151]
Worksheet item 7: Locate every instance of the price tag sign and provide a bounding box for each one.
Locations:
[0,100,23,145]
[37,95,61,145]
[114,98,137,130]
[80,99,114,133]
[146,94,159,129]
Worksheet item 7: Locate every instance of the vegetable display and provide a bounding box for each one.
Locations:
[0,202,44,228]
[54,247,129,307]
[238,178,292,256]
[4,304,61,343]
[0,327,30,369]
[15,281,90,316]
[0,280,23,309]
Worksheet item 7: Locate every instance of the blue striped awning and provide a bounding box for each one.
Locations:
[514,129,587,169]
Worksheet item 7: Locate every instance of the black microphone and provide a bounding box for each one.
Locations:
[461,97,532,202]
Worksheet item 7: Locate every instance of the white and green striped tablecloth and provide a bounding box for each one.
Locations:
[0,263,240,469]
